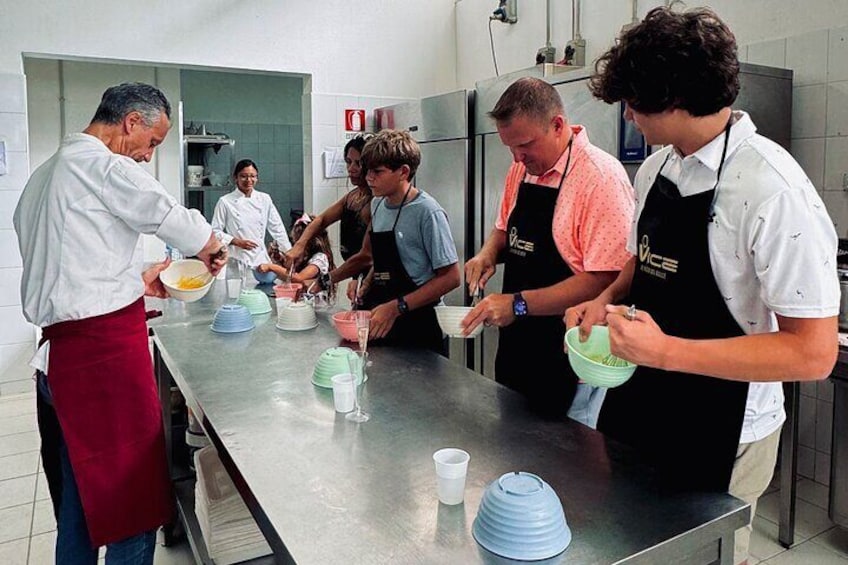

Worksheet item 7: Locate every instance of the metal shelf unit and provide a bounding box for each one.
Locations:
[183,135,236,222]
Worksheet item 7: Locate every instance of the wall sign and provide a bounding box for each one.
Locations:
[344,109,365,132]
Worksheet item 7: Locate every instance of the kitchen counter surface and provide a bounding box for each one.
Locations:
[152,289,749,565]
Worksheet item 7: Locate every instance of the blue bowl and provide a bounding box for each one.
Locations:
[211,304,255,333]
[252,268,277,285]
[472,472,571,561]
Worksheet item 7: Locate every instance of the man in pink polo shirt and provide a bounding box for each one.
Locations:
[462,77,634,419]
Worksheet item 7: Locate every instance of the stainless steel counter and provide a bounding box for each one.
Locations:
[151,290,748,565]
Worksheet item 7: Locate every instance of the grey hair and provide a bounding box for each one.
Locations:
[90,82,171,127]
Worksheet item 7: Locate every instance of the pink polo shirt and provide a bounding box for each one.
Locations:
[495,125,635,273]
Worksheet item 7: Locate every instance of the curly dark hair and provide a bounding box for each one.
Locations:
[589,6,739,116]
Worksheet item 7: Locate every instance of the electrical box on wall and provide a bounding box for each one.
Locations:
[618,103,650,163]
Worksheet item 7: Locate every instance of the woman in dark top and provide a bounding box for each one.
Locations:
[286,135,372,302]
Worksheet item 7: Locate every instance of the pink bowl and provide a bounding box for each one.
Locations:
[274,282,303,301]
[332,311,370,342]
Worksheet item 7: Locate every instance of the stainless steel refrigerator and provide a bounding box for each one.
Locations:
[374,90,475,366]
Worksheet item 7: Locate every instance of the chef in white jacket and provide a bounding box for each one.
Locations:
[211,158,292,267]
[14,82,226,563]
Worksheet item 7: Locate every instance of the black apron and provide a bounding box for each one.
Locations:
[362,190,445,353]
[339,190,370,261]
[496,144,576,417]
[598,123,749,491]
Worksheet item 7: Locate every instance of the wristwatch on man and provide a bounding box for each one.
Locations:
[397,295,409,315]
[512,292,528,317]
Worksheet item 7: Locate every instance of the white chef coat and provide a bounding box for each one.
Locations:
[629,111,839,444]
[211,189,291,267]
[14,133,213,329]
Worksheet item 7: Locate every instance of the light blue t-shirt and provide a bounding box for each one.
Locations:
[369,190,458,287]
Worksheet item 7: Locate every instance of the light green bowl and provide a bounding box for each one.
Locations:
[564,326,636,388]
[312,347,365,389]
[236,289,272,315]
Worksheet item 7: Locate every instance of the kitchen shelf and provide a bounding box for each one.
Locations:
[182,134,236,221]
[185,134,234,146]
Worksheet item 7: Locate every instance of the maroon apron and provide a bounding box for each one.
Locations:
[43,298,174,546]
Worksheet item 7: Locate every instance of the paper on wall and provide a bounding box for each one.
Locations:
[322,147,347,179]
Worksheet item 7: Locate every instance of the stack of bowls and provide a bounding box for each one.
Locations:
[472,472,572,561]
[253,268,277,285]
[564,326,636,388]
[236,289,272,315]
[311,347,363,388]
[159,259,214,303]
[434,306,483,339]
[210,304,255,334]
[276,301,317,331]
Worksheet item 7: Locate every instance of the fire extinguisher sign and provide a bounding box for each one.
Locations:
[344,109,365,132]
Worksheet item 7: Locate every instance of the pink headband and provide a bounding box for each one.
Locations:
[294,213,312,227]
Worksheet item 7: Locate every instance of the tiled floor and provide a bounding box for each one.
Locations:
[0,392,193,564]
[1,390,847,565]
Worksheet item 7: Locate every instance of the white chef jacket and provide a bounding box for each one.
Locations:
[14,133,213,329]
[629,111,839,444]
[211,189,291,267]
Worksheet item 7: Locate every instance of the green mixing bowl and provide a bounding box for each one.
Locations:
[564,326,636,388]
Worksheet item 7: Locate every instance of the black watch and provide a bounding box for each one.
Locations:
[512,292,528,317]
[319,272,332,290]
[397,295,409,315]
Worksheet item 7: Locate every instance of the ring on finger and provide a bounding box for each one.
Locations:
[626,304,637,321]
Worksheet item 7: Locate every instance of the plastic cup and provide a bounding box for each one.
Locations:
[331,374,356,413]
[226,278,242,299]
[433,448,470,505]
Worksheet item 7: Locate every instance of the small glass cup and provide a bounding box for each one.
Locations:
[345,351,370,423]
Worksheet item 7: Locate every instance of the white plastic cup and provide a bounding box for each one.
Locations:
[433,448,470,505]
[331,373,356,413]
[226,278,242,299]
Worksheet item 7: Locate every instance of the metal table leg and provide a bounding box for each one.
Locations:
[779,381,799,548]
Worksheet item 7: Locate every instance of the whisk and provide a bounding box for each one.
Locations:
[600,353,630,367]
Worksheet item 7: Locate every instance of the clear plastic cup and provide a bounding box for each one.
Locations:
[226,278,242,299]
[331,374,356,413]
[433,448,470,505]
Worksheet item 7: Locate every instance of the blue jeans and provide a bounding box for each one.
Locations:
[567,383,606,429]
[38,373,157,565]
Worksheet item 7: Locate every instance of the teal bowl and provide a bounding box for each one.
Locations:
[564,326,636,388]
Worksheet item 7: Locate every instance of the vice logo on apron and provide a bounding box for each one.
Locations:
[508,226,535,256]
[638,234,679,280]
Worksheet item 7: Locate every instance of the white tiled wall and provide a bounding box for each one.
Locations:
[302,91,412,307]
[746,24,848,487]
[0,73,34,396]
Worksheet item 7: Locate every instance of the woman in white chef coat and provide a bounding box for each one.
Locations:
[212,159,292,267]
